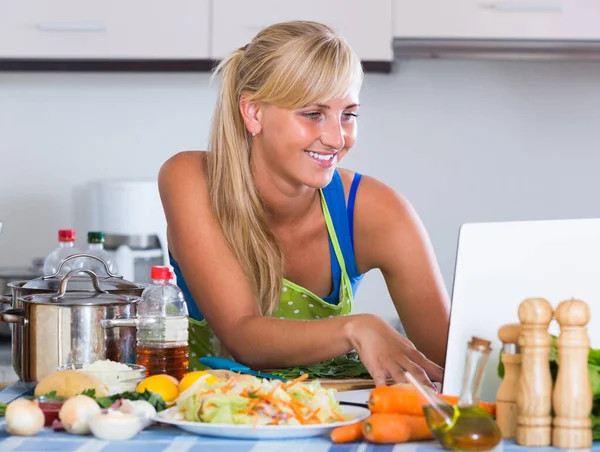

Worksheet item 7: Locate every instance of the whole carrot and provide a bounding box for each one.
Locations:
[363,414,411,444]
[330,421,364,443]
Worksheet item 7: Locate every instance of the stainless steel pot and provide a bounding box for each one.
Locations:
[0,269,141,382]
[0,254,146,381]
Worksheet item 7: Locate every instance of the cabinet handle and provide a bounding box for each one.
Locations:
[36,23,107,32]
[488,1,563,12]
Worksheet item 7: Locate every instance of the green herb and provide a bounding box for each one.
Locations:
[0,402,6,417]
[92,390,167,412]
[269,352,371,380]
[498,335,600,439]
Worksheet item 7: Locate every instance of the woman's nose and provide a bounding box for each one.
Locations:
[320,120,345,151]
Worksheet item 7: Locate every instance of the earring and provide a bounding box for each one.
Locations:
[251,131,256,137]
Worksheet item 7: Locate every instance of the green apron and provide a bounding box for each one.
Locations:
[187,189,354,371]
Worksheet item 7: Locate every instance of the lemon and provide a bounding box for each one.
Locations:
[136,374,180,403]
[179,371,218,393]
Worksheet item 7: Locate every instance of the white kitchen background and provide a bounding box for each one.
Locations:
[1,0,600,326]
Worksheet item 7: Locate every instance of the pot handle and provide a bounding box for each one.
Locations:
[0,293,12,304]
[100,318,138,329]
[51,269,108,301]
[42,253,122,280]
[0,308,27,325]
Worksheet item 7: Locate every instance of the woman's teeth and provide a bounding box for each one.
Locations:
[306,151,334,161]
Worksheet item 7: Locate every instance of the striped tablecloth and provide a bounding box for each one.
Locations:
[0,383,596,452]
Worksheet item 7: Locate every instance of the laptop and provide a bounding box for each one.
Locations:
[442,218,600,403]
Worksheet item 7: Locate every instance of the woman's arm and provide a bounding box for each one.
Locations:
[352,175,451,367]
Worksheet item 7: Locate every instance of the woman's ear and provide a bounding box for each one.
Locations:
[239,94,262,136]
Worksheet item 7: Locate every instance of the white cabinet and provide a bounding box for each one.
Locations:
[393,0,600,40]
[211,0,393,62]
[0,0,210,59]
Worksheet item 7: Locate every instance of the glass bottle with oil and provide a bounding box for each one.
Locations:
[416,337,502,451]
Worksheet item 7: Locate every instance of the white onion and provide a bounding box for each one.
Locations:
[89,411,143,441]
[119,400,156,428]
[5,399,45,436]
[59,395,101,435]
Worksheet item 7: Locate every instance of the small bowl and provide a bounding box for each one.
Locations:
[32,395,67,427]
[57,362,146,395]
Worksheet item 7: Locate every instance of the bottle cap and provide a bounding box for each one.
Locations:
[151,266,174,280]
[58,229,75,242]
[87,231,105,244]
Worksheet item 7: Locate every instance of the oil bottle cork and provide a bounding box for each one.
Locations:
[552,299,592,449]
[516,297,554,447]
[496,323,522,439]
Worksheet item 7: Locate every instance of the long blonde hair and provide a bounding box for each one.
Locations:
[207,21,363,318]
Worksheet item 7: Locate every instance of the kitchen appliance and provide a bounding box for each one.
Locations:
[89,179,169,284]
[442,218,600,403]
[0,268,141,382]
[1,254,146,381]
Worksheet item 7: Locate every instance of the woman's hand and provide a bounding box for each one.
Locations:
[345,313,444,389]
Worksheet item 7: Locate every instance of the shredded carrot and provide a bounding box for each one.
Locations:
[301,386,315,396]
[285,373,309,388]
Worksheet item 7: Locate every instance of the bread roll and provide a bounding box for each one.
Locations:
[35,370,109,398]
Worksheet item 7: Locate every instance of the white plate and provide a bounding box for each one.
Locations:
[153,405,370,440]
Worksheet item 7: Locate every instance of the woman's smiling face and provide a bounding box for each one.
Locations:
[245,89,360,190]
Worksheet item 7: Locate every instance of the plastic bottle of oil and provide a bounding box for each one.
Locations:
[135,266,189,380]
[423,337,502,451]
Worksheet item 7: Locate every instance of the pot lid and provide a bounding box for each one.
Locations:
[22,275,140,291]
[22,253,140,292]
[22,291,140,306]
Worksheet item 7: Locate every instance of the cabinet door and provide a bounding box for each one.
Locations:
[394,0,600,40]
[0,0,210,59]
[212,0,393,61]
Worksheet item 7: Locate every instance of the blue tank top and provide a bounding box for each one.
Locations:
[171,170,364,321]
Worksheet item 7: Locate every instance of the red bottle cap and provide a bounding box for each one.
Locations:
[58,229,76,242]
[151,266,174,280]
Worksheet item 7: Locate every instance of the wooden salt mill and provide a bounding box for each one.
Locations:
[516,297,554,447]
[552,299,592,449]
[496,323,522,439]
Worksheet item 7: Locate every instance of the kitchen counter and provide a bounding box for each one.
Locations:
[0,383,596,452]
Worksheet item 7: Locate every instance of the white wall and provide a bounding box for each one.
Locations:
[2,59,600,325]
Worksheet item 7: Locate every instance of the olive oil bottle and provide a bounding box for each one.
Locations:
[408,337,502,451]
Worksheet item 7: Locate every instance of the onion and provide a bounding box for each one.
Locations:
[58,395,101,435]
[88,411,143,441]
[5,399,45,436]
[119,400,156,428]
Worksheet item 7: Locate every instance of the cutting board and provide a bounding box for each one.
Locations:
[317,378,377,392]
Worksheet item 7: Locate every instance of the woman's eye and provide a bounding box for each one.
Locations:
[343,112,359,121]
[303,112,322,120]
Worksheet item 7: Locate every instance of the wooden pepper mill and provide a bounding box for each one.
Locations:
[516,297,554,447]
[496,323,522,439]
[552,298,592,449]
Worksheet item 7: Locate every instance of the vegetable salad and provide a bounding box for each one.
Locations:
[174,374,347,426]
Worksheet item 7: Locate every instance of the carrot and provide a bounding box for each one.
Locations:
[330,421,364,443]
[368,386,496,418]
[363,414,411,444]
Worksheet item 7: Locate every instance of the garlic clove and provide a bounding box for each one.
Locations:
[58,395,101,435]
[119,399,156,429]
[89,411,143,441]
[5,399,45,436]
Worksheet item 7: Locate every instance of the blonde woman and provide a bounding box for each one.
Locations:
[159,21,450,388]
